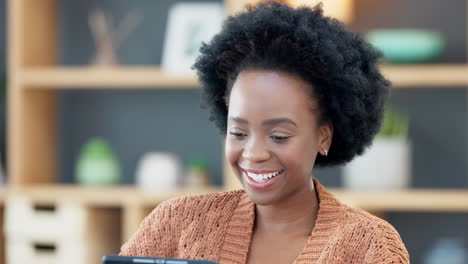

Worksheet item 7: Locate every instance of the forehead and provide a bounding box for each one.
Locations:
[228,70,318,119]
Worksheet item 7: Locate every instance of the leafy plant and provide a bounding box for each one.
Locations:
[377,106,409,138]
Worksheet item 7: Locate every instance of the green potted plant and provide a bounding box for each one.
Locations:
[343,106,411,190]
[377,108,409,138]
[184,155,210,187]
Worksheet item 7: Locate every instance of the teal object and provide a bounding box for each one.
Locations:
[423,238,467,264]
[76,138,121,185]
[367,30,445,63]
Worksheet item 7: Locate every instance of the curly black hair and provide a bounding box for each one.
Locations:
[193,1,390,167]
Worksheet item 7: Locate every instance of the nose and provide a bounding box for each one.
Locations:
[242,137,271,162]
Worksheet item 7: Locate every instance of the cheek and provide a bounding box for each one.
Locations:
[277,140,318,173]
[225,137,242,167]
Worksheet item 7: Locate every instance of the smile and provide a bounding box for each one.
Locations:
[243,169,284,182]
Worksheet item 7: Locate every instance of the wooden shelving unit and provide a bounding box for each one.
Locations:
[331,189,468,212]
[8,185,468,212]
[6,185,468,241]
[0,189,6,206]
[20,67,200,89]
[15,64,468,89]
[4,0,468,263]
[381,64,468,87]
[6,185,223,207]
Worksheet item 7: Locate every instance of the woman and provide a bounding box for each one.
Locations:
[120,2,409,263]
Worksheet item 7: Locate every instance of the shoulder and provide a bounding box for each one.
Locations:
[340,206,410,263]
[341,205,392,230]
[119,190,246,257]
[340,205,400,239]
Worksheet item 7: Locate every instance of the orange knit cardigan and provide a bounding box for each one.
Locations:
[120,179,410,263]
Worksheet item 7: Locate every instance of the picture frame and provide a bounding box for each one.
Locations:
[162,2,225,75]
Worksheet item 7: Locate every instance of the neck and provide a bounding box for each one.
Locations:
[254,178,319,236]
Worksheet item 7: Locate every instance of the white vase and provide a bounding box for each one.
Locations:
[135,152,181,192]
[343,138,411,190]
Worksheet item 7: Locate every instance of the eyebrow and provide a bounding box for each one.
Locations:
[229,117,297,127]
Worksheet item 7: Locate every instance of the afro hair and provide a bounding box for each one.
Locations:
[193,1,390,167]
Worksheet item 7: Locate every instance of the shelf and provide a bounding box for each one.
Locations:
[7,185,223,207]
[381,64,468,87]
[6,185,468,212]
[20,67,200,88]
[18,64,468,90]
[331,188,468,212]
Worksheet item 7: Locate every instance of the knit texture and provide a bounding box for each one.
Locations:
[120,179,410,263]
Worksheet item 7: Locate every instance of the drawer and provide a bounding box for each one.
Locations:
[6,235,119,264]
[5,195,121,240]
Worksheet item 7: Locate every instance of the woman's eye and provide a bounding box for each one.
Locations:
[270,135,291,143]
[229,131,247,139]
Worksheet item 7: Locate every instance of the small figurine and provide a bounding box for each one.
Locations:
[88,8,143,65]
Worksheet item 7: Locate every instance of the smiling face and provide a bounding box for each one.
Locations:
[225,70,333,205]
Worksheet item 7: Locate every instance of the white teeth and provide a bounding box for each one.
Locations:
[245,170,282,182]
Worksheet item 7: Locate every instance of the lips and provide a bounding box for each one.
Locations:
[240,168,285,190]
[244,169,284,182]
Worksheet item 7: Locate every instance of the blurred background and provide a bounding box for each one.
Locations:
[1,0,468,263]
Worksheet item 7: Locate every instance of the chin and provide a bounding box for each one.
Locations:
[240,181,284,206]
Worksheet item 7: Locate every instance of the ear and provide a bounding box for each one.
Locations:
[318,121,333,154]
